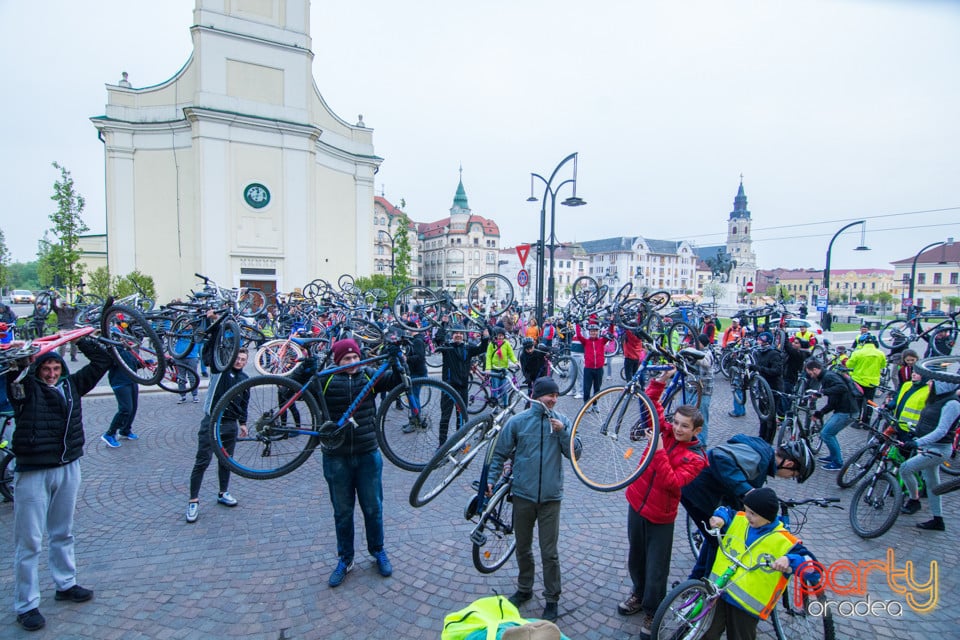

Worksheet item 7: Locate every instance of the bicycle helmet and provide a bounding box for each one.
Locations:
[522,337,535,349]
[860,334,879,348]
[778,440,815,484]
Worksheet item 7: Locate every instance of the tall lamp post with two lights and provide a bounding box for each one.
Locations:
[821,221,869,331]
[527,153,586,325]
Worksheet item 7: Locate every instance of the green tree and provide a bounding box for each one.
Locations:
[392,213,413,287]
[353,274,399,307]
[0,229,9,293]
[702,280,725,309]
[87,266,112,299]
[6,261,40,290]
[114,270,156,301]
[39,162,90,294]
[944,296,960,313]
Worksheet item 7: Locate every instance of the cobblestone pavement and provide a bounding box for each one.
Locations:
[0,362,954,639]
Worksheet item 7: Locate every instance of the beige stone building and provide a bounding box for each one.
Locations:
[891,242,960,312]
[90,0,380,303]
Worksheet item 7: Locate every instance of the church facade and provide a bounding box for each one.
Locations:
[91,0,380,302]
[694,178,758,289]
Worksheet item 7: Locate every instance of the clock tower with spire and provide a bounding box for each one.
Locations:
[725,176,758,287]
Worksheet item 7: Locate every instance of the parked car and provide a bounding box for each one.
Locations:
[920,309,946,317]
[10,289,35,304]
[764,314,824,336]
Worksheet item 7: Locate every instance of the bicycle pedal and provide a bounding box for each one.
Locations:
[471,480,481,491]
[470,530,488,546]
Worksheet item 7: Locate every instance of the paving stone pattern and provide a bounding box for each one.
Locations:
[0,362,953,639]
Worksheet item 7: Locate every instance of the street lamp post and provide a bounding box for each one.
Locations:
[821,220,869,331]
[527,153,586,325]
[378,230,396,283]
[908,240,949,312]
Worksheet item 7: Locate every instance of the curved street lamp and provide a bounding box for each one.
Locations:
[908,240,951,311]
[821,221,869,330]
[378,229,396,283]
[527,153,586,325]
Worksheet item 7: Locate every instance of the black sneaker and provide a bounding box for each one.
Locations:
[508,590,532,608]
[916,517,945,531]
[901,499,921,515]
[55,584,93,602]
[16,608,45,631]
[542,602,558,621]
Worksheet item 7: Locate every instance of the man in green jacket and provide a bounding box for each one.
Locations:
[487,376,573,622]
[846,334,886,423]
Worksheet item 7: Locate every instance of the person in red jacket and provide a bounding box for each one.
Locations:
[617,368,707,636]
[621,326,647,382]
[575,322,614,404]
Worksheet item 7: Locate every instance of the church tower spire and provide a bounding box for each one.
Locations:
[449,164,471,226]
[725,176,757,287]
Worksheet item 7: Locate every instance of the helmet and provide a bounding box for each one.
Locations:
[757,331,773,344]
[779,440,814,484]
[522,337,535,348]
[860,334,879,347]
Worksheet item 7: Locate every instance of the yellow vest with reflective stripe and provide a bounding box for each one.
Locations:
[708,514,798,620]
[895,382,930,431]
[441,595,527,640]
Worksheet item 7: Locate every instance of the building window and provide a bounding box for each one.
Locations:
[933,273,942,285]
[951,273,959,285]
[732,227,737,234]
[918,273,926,285]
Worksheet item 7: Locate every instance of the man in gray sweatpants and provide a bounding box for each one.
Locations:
[5,339,112,632]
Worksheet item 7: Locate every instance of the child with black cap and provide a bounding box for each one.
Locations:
[704,486,818,639]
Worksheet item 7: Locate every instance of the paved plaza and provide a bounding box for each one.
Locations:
[0,358,955,639]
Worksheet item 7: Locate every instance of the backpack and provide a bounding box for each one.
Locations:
[712,436,768,483]
[839,372,864,400]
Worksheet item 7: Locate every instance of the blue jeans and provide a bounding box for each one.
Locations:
[322,450,384,563]
[731,388,745,416]
[107,384,139,436]
[821,412,854,465]
[698,394,711,446]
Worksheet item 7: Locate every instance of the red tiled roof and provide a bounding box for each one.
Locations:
[890,243,960,266]
[417,214,500,239]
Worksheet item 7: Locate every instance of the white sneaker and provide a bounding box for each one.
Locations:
[186,502,199,523]
[574,393,582,399]
[217,492,238,507]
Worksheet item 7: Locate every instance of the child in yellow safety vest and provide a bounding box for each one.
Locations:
[704,487,818,640]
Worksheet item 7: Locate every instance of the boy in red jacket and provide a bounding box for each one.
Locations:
[618,368,707,637]
[575,322,614,404]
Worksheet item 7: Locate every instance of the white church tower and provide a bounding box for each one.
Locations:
[725,177,758,287]
[92,0,381,301]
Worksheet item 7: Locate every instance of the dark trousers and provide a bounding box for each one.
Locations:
[513,496,562,603]
[860,385,877,423]
[703,598,759,640]
[189,416,237,500]
[583,367,603,404]
[681,498,719,580]
[322,450,384,563]
[623,357,639,382]
[439,382,467,445]
[107,384,139,436]
[626,507,675,617]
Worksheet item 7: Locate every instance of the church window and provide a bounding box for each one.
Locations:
[732,227,737,234]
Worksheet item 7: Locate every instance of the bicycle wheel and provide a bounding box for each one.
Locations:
[100,304,166,385]
[569,386,659,492]
[836,443,881,489]
[238,289,267,317]
[913,356,960,383]
[465,380,493,415]
[468,274,514,317]
[572,276,600,306]
[660,378,703,421]
[685,510,703,560]
[409,414,493,508]
[393,285,443,331]
[748,375,775,422]
[773,578,836,640]
[801,408,824,454]
[666,321,698,354]
[166,315,198,359]
[472,481,516,573]
[156,362,200,394]
[0,452,14,502]
[718,351,735,380]
[646,290,671,311]
[929,325,958,356]
[932,474,960,496]
[212,317,241,372]
[398,378,434,410]
[878,319,915,350]
[209,376,321,480]
[775,417,799,448]
[650,579,716,640]
[254,339,306,376]
[552,355,578,396]
[849,471,903,539]
[376,378,467,472]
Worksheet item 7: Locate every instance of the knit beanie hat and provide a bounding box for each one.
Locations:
[331,339,361,365]
[743,487,780,523]
[532,376,560,398]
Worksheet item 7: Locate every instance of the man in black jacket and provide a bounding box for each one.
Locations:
[435,320,489,444]
[322,339,398,588]
[752,331,786,442]
[804,358,857,471]
[6,338,113,631]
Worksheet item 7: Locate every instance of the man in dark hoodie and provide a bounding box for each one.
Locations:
[5,337,113,631]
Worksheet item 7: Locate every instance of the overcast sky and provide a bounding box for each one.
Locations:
[2,0,959,274]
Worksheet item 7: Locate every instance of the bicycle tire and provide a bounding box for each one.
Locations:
[398,378,434,410]
[571,276,600,306]
[156,362,200,394]
[849,471,903,539]
[166,315,197,359]
[210,317,241,373]
[209,376,321,479]
[254,340,306,377]
[749,375,776,422]
[932,474,960,496]
[685,510,703,560]
[913,356,960,383]
[569,386,659,492]
[393,285,443,331]
[425,345,443,369]
[552,355,578,396]
[409,414,493,508]
[376,378,467,472]
[465,380,493,415]
[0,452,14,502]
[472,481,517,574]
[238,289,267,317]
[645,290,671,311]
[929,325,958,357]
[650,579,716,640]
[803,409,824,454]
[836,443,881,489]
[775,417,799,449]
[718,351,736,380]
[660,378,703,421]
[468,274,514,317]
[100,304,166,385]
[773,578,836,640]
[666,321,699,354]
[878,319,915,350]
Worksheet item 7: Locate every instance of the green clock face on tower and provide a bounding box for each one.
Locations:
[243,183,270,209]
